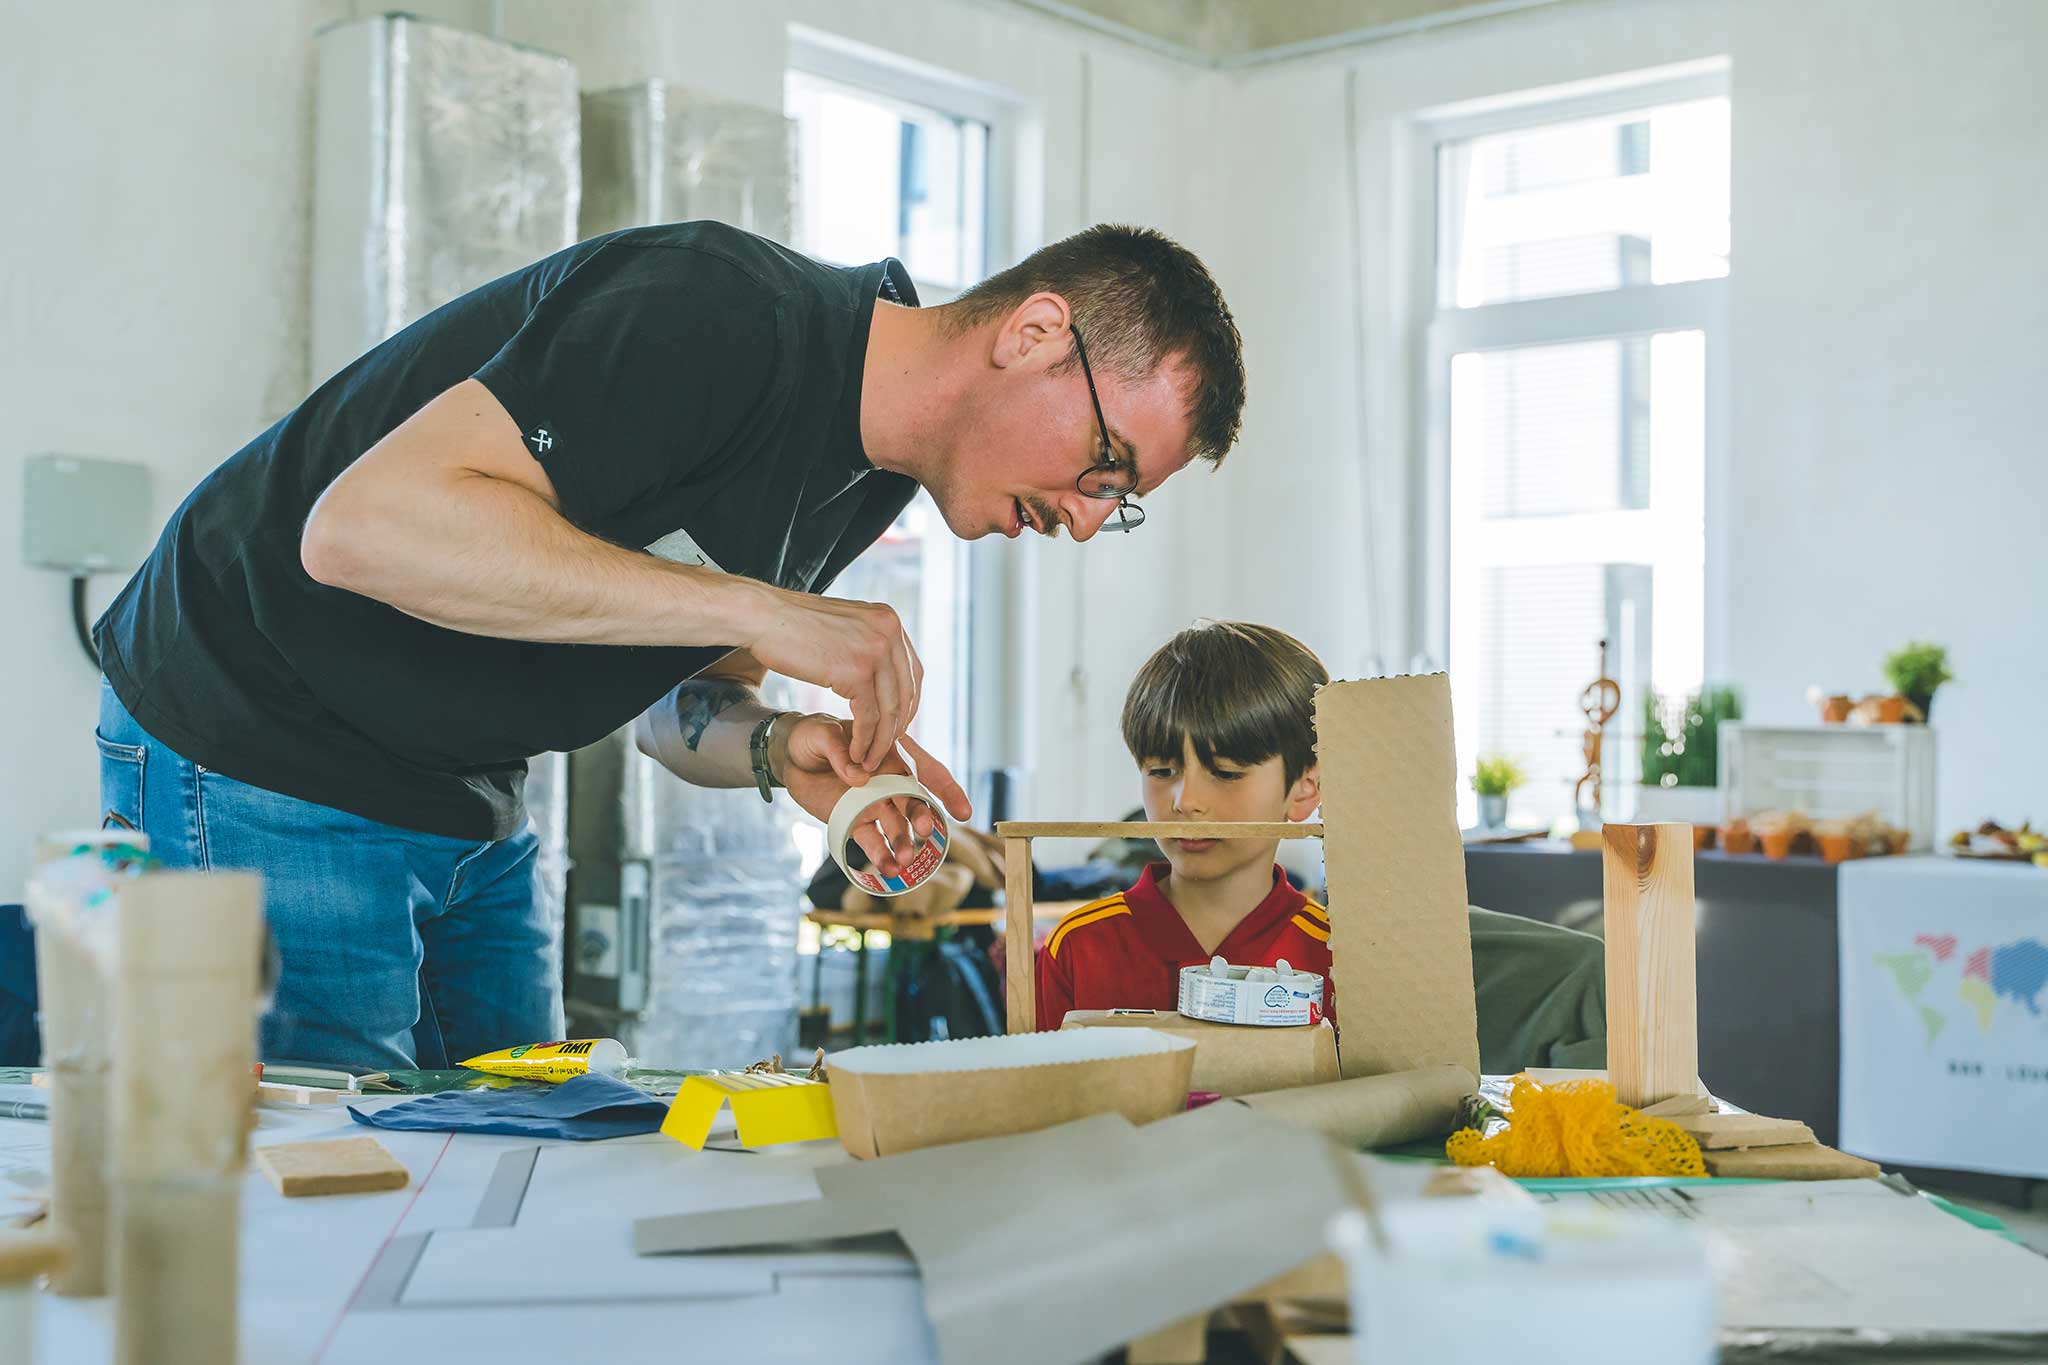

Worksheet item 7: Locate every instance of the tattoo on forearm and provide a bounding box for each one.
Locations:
[674,680,754,751]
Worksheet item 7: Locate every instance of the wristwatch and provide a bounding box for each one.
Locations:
[750,712,789,803]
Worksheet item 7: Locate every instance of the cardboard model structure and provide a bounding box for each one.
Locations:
[26,846,264,1365]
[1000,672,1483,1082]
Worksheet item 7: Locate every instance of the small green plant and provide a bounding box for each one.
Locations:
[1883,641,1953,703]
[1472,755,1526,798]
[1641,685,1742,788]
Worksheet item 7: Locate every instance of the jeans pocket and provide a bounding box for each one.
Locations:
[95,729,147,832]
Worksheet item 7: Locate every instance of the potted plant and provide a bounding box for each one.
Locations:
[1637,685,1741,825]
[1882,641,1952,722]
[1472,755,1525,829]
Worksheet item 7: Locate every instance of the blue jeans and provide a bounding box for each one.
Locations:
[95,680,563,1070]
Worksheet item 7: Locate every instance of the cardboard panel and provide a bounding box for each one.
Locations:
[1061,1012,1339,1096]
[1312,675,1480,1079]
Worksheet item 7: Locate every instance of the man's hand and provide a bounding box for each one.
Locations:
[745,593,924,775]
[775,715,972,880]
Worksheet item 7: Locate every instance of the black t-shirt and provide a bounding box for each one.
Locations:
[97,222,920,841]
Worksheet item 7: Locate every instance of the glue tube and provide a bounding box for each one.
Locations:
[824,776,951,898]
[459,1038,629,1083]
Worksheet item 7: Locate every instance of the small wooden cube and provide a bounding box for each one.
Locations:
[255,1137,409,1197]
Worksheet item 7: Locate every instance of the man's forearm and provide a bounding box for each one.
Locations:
[307,471,772,647]
[299,378,778,648]
[632,678,782,789]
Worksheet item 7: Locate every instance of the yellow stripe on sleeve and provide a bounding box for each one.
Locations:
[1046,897,1131,960]
[1290,913,1330,942]
[1297,897,1330,925]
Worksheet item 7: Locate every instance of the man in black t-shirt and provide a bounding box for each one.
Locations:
[94,222,1247,1069]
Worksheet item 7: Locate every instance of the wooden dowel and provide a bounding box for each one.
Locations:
[994,821,1323,840]
[1005,838,1034,1034]
[1602,823,1699,1109]
[113,872,263,1365]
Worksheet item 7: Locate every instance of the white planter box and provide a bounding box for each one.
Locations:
[1631,784,1724,826]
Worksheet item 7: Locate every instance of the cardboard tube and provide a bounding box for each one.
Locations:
[25,830,148,1297]
[1233,1066,1476,1149]
[113,872,263,1365]
[825,777,950,898]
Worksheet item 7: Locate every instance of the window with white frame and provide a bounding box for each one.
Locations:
[1425,76,1728,831]
[780,39,1009,823]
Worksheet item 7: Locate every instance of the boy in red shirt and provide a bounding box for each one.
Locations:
[1037,622,1334,1028]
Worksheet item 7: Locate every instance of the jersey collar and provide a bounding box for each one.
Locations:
[1124,862,1307,966]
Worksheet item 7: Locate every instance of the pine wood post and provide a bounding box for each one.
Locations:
[1602,823,1699,1109]
[1005,837,1034,1034]
[112,872,264,1365]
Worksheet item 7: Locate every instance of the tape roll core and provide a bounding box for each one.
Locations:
[825,776,951,898]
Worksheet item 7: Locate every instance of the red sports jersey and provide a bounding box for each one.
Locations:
[1035,863,1333,1030]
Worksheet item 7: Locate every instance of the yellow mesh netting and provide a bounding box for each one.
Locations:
[1445,1074,1707,1178]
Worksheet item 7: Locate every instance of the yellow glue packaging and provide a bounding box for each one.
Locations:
[458,1038,629,1083]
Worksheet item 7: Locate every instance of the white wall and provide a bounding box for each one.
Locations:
[1725,0,2048,832]
[1192,0,2046,833]
[0,0,1212,896]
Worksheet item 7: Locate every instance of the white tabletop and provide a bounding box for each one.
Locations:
[5,1087,935,1365]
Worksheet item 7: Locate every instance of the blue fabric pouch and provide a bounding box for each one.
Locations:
[348,1073,667,1141]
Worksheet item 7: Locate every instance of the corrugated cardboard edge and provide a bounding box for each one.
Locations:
[1313,675,1481,1079]
[1062,1012,1340,1096]
[826,1042,1195,1158]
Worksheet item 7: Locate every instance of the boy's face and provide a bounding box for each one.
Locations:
[1138,738,1321,884]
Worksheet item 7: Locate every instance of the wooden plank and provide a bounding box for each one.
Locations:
[1639,1092,1716,1118]
[1005,838,1035,1034]
[1703,1143,1881,1180]
[994,821,1323,840]
[1126,1312,1212,1364]
[1602,823,1699,1108]
[254,1137,410,1197]
[1671,1114,1816,1150]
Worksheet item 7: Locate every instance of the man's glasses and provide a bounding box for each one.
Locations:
[1069,325,1145,533]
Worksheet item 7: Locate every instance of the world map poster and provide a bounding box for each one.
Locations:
[1839,858,2048,1177]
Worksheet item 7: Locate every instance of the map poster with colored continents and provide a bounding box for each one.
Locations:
[1839,858,2048,1177]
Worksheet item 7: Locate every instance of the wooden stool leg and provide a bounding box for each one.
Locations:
[1602,823,1698,1108]
[1005,838,1034,1033]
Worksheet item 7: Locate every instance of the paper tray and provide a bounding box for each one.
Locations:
[826,1029,1196,1159]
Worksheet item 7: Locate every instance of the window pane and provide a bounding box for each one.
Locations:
[1463,563,1653,830]
[1473,337,1652,518]
[1439,97,1729,308]
[786,70,988,289]
[1447,332,1706,830]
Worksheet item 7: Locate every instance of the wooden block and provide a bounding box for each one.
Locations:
[1602,823,1699,1108]
[0,1228,67,1285]
[256,1081,341,1107]
[1126,1311,1212,1364]
[1702,1142,1881,1180]
[1639,1091,1715,1118]
[254,1137,409,1197]
[1005,837,1035,1034]
[1671,1113,1815,1150]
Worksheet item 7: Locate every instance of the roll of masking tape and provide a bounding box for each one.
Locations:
[825,776,951,897]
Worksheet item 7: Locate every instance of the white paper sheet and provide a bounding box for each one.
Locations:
[1531,1178,2048,1336]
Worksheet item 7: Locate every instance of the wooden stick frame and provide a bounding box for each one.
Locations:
[996,822,1325,1034]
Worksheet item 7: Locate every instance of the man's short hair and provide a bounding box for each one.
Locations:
[1121,622,1328,785]
[943,224,1246,464]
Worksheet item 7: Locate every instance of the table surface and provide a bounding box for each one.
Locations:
[9,1074,2044,1364]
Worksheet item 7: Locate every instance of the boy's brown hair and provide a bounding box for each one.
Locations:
[1120,622,1328,785]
